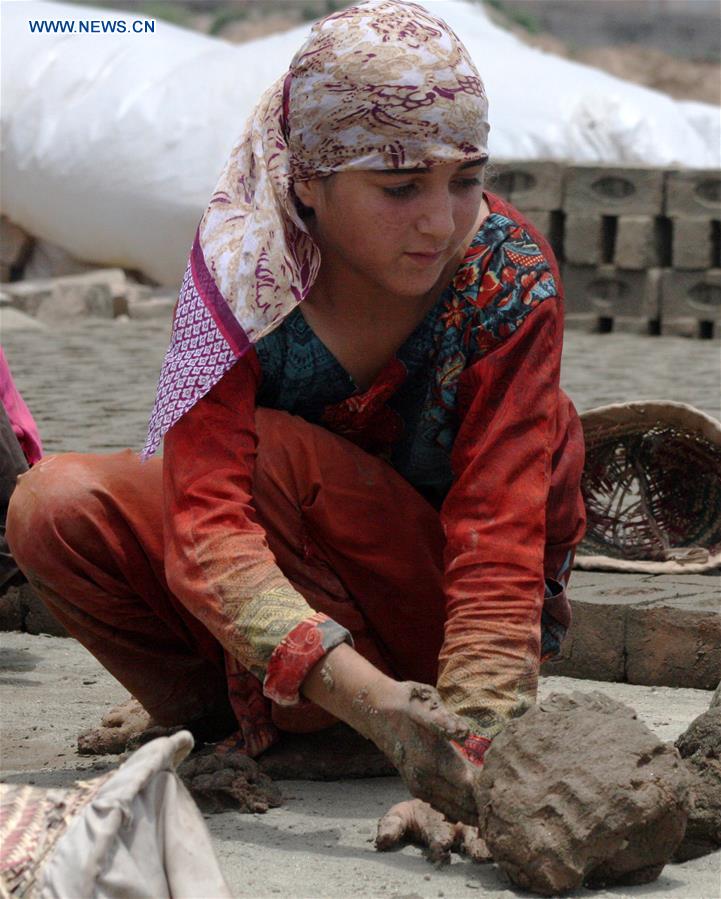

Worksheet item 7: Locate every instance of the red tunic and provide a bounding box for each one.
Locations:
[162,193,586,760]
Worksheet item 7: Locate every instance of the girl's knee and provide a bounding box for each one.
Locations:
[7,454,100,568]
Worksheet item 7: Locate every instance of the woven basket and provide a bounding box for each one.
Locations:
[577,401,721,574]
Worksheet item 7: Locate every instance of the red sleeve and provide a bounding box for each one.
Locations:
[162,350,351,706]
[438,297,562,744]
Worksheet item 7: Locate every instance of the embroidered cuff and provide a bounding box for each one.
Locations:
[263,611,352,706]
[454,734,491,767]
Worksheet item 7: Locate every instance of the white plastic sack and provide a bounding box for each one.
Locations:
[0,731,232,899]
[1,0,719,285]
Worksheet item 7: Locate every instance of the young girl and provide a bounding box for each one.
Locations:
[8,0,585,846]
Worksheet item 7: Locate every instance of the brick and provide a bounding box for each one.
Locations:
[523,209,552,238]
[541,597,626,682]
[0,585,25,631]
[562,264,661,330]
[489,160,563,210]
[3,269,128,322]
[0,582,68,637]
[666,169,721,219]
[564,214,605,265]
[523,210,564,258]
[564,165,664,215]
[671,216,716,270]
[0,216,31,267]
[625,605,721,690]
[614,215,666,270]
[40,280,113,323]
[128,295,176,320]
[660,268,721,337]
[541,572,721,689]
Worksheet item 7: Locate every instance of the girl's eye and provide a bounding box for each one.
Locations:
[453,177,482,191]
[382,183,417,199]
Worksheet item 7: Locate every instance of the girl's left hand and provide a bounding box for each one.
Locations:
[375,799,491,864]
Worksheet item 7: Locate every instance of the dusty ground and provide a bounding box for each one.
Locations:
[1,632,719,899]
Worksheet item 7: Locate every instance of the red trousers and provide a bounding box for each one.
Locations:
[7,409,579,744]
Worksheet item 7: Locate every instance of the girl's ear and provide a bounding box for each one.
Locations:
[293,179,316,210]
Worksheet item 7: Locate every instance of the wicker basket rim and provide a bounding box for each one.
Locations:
[580,400,721,447]
[577,401,721,573]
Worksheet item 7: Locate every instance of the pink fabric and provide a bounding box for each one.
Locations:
[0,348,42,465]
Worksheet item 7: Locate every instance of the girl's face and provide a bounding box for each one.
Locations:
[294,159,486,300]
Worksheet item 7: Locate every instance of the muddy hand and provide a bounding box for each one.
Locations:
[376,799,491,864]
[366,682,480,825]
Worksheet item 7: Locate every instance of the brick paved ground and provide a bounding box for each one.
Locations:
[3,320,719,456]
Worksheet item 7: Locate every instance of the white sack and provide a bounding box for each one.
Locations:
[40,731,232,899]
[1,0,719,285]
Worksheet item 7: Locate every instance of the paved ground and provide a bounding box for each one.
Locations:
[1,632,719,899]
[2,318,720,455]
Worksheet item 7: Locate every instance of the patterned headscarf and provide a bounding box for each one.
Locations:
[144,0,489,458]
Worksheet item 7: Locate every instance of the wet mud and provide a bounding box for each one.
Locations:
[673,704,721,861]
[180,747,283,814]
[475,691,691,896]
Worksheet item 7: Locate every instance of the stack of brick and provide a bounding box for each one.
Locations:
[489,160,564,261]
[490,162,721,339]
[663,171,721,338]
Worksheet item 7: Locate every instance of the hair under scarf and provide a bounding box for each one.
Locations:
[144,0,489,458]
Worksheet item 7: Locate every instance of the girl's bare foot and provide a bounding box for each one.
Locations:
[77,698,178,755]
[376,799,491,864]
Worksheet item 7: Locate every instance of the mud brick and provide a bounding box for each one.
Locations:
[666,169,721,219]
[671,217,717,270]
[564,214,605,265]
[542,572,721,688]
[562,264,661,332]
[660,268,721,338]
[625,604,721,689]
[564,165,664,216]
[614,215,665,270]
[45,269,127,322]
[490,160,563,210]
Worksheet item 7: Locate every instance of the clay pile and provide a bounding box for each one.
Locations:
[473,692,691,896]
[672,703,721,861]
[180,747,282,814]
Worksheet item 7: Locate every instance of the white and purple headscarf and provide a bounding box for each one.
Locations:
[143,0,489,458]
